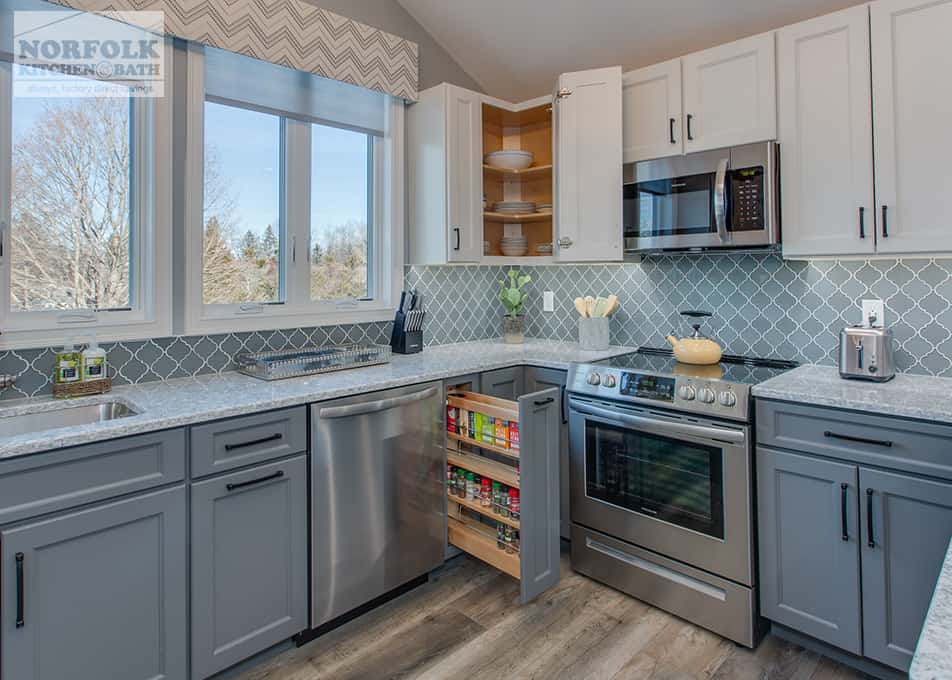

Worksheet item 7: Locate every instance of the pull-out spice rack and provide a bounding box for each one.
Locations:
[444,387,560,603]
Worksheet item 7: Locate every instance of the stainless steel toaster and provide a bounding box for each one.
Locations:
[839,326,896,382]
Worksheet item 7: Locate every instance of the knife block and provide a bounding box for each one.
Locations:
[390,311,424,354]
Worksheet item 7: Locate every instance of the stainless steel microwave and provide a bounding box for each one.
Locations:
[623,142,780,254]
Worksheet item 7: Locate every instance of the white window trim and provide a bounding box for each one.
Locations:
[179,44,404,336]
[0,41,173,350]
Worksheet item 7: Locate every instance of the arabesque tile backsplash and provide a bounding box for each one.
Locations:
[5,254,952,399]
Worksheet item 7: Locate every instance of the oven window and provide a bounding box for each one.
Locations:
[584,419,725,538]
[624,173,714,239]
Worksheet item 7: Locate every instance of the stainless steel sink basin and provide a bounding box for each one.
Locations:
[0,401,138,438]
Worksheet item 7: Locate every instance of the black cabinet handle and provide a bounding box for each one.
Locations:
[534,397,554,407]
[840,483,849,541]
[560,385,567,425]
[882,205,888,238]
[866,488,875,548]
[823,431,893,448]
[453,227,461,251]
[226,470,284,492]
[669,117,676,144]
[224,433,282,451]
[15,552,24,628]
[859,207,865,239]
[686,114,694,141]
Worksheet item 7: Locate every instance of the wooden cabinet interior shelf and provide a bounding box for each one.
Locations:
[448,516,520,579]
[483,211,553,224]
[447,450,520,489]
[447,431,519,460]
[449,494,520,529]
[482,163,552,178]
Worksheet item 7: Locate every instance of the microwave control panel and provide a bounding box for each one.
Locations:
[729,166,765,232]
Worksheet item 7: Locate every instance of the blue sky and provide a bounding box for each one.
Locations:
[204,101,369,243]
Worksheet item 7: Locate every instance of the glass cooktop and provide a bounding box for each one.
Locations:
[593,347,798,385]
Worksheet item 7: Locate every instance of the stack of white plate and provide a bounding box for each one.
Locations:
[535,243,554,255]
[500,236,529,257]
[493,201,536,214]
[536,203,553,212]
[485,150,534,171]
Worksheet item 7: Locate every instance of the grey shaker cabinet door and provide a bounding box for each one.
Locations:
[518,388,561,603]
[1,486,187,680]
[190,455,308,679]
[524,366,570,539]
[757,447,863,654]
[481,366,526,401]
[860,468,952,671]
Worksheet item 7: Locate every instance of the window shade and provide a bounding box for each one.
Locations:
[204,46,387,136]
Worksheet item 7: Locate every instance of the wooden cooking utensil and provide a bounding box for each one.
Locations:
[603,295,619,317]
[584,296,595,318]
[574,297,588,317]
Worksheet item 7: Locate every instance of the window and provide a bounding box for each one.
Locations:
[0,47,171,349]
[183,45,403,333]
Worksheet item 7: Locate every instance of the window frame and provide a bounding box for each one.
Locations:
[0,42,173,350]
[180,43,404,335]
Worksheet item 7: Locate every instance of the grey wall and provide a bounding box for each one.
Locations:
[303,0,483,92]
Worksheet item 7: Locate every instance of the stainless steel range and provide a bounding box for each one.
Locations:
[566,348,796,647]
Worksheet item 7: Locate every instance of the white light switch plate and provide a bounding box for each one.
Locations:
[543,291,555,312]
[862,299,885,327]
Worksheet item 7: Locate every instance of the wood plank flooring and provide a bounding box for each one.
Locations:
[236,551,869,680]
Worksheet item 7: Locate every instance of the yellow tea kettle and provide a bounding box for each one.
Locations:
[666,311,723,365]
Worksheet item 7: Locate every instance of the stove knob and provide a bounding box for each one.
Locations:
[603,374,617,388]
[697,387,716,404]
[678,385,696,401]
[587,372,601,386]
[718,391,737,407]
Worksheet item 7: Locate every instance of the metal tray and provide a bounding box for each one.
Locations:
[236,344,392,381]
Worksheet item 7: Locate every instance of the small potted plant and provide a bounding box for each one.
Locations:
[499,269,531,344]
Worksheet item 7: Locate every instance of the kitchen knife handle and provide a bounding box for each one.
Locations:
[866,488,875,548]
[859,207,865,239]
[840,483,849,541]
[669,118,676,144]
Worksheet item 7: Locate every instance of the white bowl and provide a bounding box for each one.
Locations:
[485,150,534,171]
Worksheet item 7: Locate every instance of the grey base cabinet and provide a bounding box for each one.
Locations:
[860,468,952,670]
[757,447,863,654]
[1,486,187,680]
[481,366,525,401]
[525,367,570,539]
[190,455,308,679]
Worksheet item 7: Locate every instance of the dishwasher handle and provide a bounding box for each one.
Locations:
[318,385,440,419]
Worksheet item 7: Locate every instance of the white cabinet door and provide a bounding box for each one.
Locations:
[682,33,777,153]
[554,66,623,262]
[871,0,952,254]
[445,85,483,262]
[622,60,683,163]
[778,5,875,258]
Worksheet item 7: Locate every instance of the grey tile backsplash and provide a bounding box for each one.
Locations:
[5,253,952,399]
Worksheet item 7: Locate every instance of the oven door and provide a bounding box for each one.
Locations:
[569,396,753,586]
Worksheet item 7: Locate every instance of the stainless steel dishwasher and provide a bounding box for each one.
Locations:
[310,381,445,628]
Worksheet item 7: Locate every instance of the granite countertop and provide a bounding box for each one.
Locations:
[751,364,952,425]
[0,339,635,460]
[911,539,952,679]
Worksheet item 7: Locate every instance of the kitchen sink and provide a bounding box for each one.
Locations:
[0,401,139,438]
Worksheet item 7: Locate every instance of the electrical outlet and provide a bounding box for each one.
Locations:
[543,291,555,312]
[861,299,885,327]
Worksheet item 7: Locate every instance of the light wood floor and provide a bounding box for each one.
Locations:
[236,551,869,680]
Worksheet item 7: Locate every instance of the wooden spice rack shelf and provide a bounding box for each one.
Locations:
[449,494,520,529]
[447,450,520,489]
[448,516,520,580]
[447,431,519,460]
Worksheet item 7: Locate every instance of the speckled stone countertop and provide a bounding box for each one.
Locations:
[751,364,952,425]
[0,339,635,460]
[911,539,952,679]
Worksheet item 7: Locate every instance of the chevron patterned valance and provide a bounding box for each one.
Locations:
[47,0,419,100]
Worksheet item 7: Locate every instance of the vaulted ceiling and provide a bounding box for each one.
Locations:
[396,0,866,101]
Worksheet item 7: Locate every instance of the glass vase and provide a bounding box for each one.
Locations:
[502,315,525,344]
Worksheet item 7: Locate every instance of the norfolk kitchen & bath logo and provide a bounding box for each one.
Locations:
[13,10,165,97]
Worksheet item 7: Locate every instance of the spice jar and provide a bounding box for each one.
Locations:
[447,465,454,496]
[456,469,466,498]
[491,482,501,514]
[496,523,506,551]
[500,487,510,519]
[481,478,492,507]
[504,526,515,554]
[509,488,520,520]
[465,472,476,500]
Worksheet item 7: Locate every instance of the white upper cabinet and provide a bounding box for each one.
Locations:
[554,66,624,262]
[871,0,952,254]
[407,83,483,264]
[778,5,875,258]
[682,33,777,154]
[622,59,683,163]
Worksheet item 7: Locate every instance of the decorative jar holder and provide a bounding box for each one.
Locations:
[579,317,610,351]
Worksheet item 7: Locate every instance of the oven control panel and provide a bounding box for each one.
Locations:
[619,372,675,402]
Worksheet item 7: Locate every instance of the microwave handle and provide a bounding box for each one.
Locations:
[714,158,729,242]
